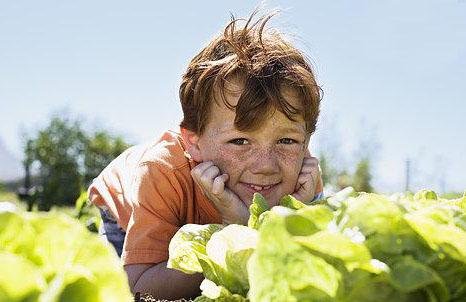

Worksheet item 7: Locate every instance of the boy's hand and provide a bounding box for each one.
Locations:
[292,150,322,203]
[191,161,249,225]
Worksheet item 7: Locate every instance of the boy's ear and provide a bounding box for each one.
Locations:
[180,128,203,162]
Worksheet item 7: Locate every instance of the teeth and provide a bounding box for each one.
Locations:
[249,184,273,191]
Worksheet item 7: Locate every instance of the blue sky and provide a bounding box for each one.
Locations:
[1,0,465,193]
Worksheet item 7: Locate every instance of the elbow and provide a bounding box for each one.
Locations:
[124,263,155,295]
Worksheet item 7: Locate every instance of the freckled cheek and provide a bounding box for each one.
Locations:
[276,148,304,179]
[276,146,304,164]
[210,147,248,180]
[209,145,304,183]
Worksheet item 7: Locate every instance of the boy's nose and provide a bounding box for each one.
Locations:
[249,147,280,175]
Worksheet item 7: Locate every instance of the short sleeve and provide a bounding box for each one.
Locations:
[121,163,183,265]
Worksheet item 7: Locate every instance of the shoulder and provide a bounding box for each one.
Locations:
[89,130,191,200]
[129,131,194,203]
[137,130,190,172]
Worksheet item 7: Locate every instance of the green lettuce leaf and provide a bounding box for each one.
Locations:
[248,211,341,302]
[0,251,46,302]
[414,189,438,201]
[404,213,466,264]
[167,224,224,274]
[388,256,449,302]
[248,193,269,230]
[294,230,374,272]
[204,224,258,295]
[280,195,307,210]
[195,279,248,301]
[0,211,133,302]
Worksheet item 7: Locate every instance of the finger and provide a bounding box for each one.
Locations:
[294,178,304,192]
[199,165,221,187]
[295,172,316,194]
[212,174,228,195]
[191,163,216,194]
[302,161,318,173]
[294,170,307,191]
[304,158,321,185]
[300,163,319,174]
[295,172,312,187]
[191,161,214,180]
[302,156,319,165]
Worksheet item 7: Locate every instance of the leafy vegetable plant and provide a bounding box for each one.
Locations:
[0,209,133,302]
[168,189,466,302]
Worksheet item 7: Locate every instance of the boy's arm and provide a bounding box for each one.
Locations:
[125,262,204,299]
[123,164,204,298]
[191,161,250,225]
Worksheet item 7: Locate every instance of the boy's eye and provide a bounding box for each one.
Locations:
[278,138,298,145]
[228,138,249,145]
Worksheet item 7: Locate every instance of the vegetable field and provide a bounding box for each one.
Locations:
[1,188,465,301]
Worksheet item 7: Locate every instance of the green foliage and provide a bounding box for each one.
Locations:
[337,170,352,190]
[280,195,308,209]
[74,190,101,233]
[25,116,86,209]
[83,131,130,185]
[168,189,466,302]
[318,154,338,187]
[247,193,269,230]
[318,153,374,193]
[167,224,224,274]
[168,224,258,298]
[440,192,464,199]
[23,115,130,210]
[75,190,89,218]
[0,209,133,302]
[352,159,373,192]
[195,279,249,302]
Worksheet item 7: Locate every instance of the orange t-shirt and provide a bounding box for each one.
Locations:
[88,130,222,265]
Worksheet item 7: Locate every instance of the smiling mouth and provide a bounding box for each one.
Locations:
[246,184,273,191]
[241,182,280,192]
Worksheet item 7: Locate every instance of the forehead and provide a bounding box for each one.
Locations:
[206,79,306,135]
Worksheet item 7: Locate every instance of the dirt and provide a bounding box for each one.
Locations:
[135,293,193,302]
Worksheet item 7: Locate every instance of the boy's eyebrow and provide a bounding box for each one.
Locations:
[217,124,306,135]
[277,126,306,134]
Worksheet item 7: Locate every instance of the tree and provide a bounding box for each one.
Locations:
[318,154,338,188]
[27,117,87,210]
[352,158,373,192]
[23,115,130,210]
[21,139,36,211]
[337,170,352,190]
[83,131,130,185]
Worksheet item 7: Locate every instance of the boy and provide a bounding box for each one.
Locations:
[88,11,323,299]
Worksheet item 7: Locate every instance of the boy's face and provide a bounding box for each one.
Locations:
[194,82,309,207]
